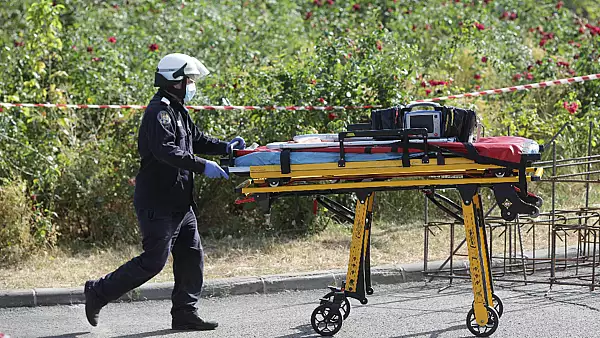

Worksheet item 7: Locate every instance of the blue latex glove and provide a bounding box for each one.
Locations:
[226,136,246,154]
[203,160,229,179]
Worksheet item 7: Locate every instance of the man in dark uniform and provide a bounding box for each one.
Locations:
[83,53,245,331]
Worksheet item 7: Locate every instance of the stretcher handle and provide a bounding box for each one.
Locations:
[227,141,240,168]
[405,102,441,110]
[337,128,429,167]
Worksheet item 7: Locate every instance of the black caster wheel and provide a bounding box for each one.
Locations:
[322,291,351,320]
[492,294,504,318]
[360,298,368,305]
[311,304,343,336]
[471,294,504,318]
[267,179,280,187]
[466,306,500,337]
[366,287,374,295]
[501,209,516,221]
[529,206,540,218]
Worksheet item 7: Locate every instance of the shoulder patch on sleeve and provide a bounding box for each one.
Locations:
[157,110,172,125]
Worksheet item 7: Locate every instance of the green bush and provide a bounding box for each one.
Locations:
[0,178,36,264]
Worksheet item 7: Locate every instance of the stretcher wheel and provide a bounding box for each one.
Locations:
[311,304,343,336]
[366,287,374,295]
[466,306,499,337]
[471,294,504,318]
[267,179,280,187]
[528,206,540,218]
[322,292,351,320]
[501,209,516,222]
[359,298,368,305]
[492,294,504,318]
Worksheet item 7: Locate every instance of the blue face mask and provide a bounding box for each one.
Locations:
[184,82,196,103]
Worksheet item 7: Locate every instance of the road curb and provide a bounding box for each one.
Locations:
[0,263,426,308]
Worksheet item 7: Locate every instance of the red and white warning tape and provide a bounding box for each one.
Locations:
[0,102,382,111]
[412,73,600,103]
[1,73,599,110]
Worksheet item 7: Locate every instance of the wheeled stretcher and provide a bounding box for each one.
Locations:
[221,126,544,337]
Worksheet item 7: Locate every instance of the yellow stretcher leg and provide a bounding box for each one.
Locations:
[474,194,494,308]
[460,185,500,336]
[344,193,372,294]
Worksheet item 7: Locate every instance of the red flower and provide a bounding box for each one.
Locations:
[500,11,509,20]
[563,101,578,114]
[535,60,543,65]
[92,57,101,62]
[425,89,432,96]
[112,4,119,9]
[474,74,482,80]
[574,54,580,60]
[579,26,586,34]
[310,79,317,85]
[352,3,360,11]
[539,38,548,47]
[13,40,24,47]
[568,69,576,75]
[87,46,93,53]
[474,22,485,31]
[420,81,427,88]
[556,1,564,9]
[428,80,449,86]
[313,0,322,6]
[327,0,334,5]
[557,61,570,68]
[71,45,77,50]
[527,65,534,71]
[304,11,312,20]
[149,43,159,52]
[513,73,522,81]
[328,113,337,120]
[481,56,488,63]
[425,24,432,30]
[107,36,117,43]
[318,97,326,103]
[376,40,383,51]
[525,72,534,80]
[510,12,518,20]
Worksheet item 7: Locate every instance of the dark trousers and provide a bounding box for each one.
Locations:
[92,206,204,315]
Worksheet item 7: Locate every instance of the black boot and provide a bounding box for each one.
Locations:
[84,280,106,327]
[172,311,218,331]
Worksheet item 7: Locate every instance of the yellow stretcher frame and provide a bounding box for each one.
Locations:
[233,157,543,337]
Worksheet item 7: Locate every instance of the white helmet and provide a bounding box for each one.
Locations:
[154,53,210,87]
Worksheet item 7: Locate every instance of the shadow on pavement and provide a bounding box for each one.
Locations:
[38,332,90,338]
[112,329,178,338]
[390,324,468,338]
[274,324,320,338]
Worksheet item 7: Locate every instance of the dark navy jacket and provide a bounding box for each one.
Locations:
[133,89,227,211]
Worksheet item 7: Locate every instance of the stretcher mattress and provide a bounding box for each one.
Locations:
[233,136,540,167]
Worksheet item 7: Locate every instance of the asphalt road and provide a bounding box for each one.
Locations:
[2,280,600,338]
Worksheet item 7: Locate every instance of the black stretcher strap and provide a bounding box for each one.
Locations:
[280,149,291,174]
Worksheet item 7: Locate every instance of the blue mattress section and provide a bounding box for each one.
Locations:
[234,151,425,167]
